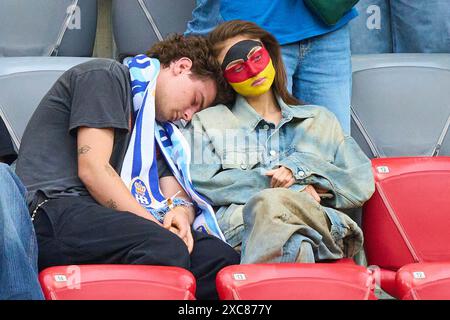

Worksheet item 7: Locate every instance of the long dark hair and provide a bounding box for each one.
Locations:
[208,20,301,106]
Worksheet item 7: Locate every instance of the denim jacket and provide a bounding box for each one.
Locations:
[183,95,375,212]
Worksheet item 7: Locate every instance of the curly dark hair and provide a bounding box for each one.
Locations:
[146,34,234,106]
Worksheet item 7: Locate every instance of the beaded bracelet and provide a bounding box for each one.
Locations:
[167,197,193,210]
[148,197,194,223]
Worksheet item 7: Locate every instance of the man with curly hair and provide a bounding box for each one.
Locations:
[15,35,238,300]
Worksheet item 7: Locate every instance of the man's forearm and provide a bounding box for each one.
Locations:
[177,202,196,225]
[80,162,153,221]
[159,175,196,224]
[75,127,156,221]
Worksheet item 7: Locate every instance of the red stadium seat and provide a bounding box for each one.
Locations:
[363,157,450,299]
[39,265,196,300]
[216,262,377,300]
[395,263,450,300]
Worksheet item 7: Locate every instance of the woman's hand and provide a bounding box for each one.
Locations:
[163,206,194,253]
[303,185,322,203]
[265,166,329,203]
[265,166,296,188]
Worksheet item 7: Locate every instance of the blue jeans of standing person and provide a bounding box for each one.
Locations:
[281,25,352,134]
[390,0,450,53]
[350,0,393,54]
[0,163,44,300]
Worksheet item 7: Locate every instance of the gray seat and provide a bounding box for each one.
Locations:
[112,0,195,57]
[351,54,450,158]
[0,57,94,149]
[0,0,97,57]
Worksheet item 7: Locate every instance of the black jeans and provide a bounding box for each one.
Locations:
[33,196,240,300]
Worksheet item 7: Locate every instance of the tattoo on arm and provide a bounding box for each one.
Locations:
[106,199,118,210]
[77,145,91,156]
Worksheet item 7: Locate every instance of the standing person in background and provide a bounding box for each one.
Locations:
[185,0,358,134]
[0,117,44,300]
[351,0,450,54]
[389,0,450,53]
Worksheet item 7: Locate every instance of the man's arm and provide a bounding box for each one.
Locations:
[159,175,195,253]
[159,176,195,224]
[77,127,161,225]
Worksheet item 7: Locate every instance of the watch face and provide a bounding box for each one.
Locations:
[222,40,275,97]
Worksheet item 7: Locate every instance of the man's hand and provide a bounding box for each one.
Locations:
[143,213,164,226]
[163,206,194,253]
[265,166,296,188]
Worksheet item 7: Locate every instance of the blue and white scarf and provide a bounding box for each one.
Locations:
[121,55,226,242]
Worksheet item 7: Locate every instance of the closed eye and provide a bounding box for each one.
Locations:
[253,54,262,62]
[190,93,198,108]
[234,65,244,73]
[225,59,244,71]
[192,92,205,110]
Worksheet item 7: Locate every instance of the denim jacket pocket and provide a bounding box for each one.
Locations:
[293,147,334,164]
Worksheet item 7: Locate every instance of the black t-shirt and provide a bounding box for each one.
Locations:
[0,117,17,165]
[16,59,172,205]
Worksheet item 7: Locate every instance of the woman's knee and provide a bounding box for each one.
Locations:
[246,188,297,216]
[251,188,286,205]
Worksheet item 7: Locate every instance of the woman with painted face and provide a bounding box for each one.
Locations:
[183,20,375,264]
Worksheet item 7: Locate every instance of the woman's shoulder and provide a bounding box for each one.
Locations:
[198,103,230,114]
[194,104,234,123]
[288,104,341,122]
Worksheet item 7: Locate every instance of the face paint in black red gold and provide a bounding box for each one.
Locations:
[222,40,276,97]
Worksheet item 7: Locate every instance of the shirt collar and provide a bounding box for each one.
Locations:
[231,94,314,132]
